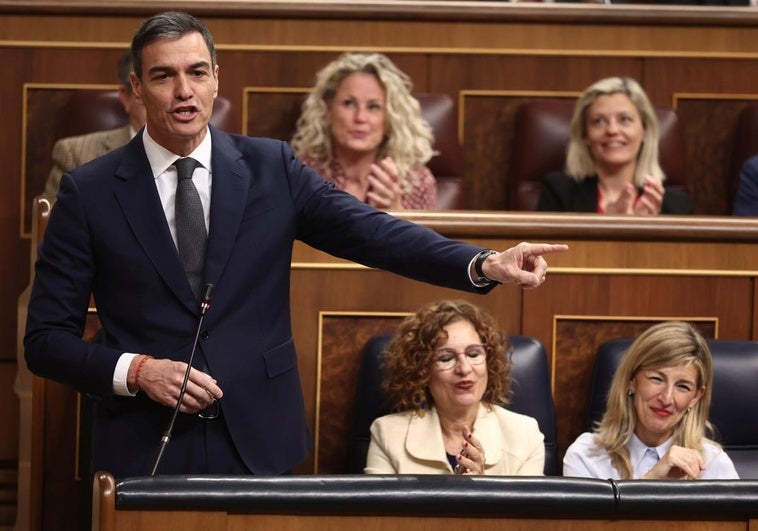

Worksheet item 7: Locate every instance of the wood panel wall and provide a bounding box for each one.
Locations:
[3,2,758,529]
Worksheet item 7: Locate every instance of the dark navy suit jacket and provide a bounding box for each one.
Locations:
[25,126,489,478]
[733,154,758,216]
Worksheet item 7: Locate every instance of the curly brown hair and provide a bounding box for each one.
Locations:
[381,299,513,413]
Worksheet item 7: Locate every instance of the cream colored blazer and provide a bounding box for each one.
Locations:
[365,403,545,475]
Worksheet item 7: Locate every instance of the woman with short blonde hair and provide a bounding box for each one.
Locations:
[537,77,693,215]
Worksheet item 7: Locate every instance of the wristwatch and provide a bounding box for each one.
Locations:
[474,249,499,284]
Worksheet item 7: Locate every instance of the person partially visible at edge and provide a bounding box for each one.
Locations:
[563,321,738,479]
[291,52,437,210]
[44,49,146,196]
[732,154,758,216]
[24,10,567,480]
[536,76,693,215]
[365,299,545,475]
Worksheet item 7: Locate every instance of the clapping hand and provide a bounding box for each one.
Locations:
[605,176,664,215]
[366,157,404,210]
[454,426,486,475]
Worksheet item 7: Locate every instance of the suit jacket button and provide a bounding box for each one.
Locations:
[200,330,210,340]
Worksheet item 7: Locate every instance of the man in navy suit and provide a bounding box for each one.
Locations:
[24,11,567,479]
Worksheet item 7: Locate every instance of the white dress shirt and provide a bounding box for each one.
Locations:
[563,432,740,479]
[112,126,213,396]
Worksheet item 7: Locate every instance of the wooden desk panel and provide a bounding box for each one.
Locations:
[287,212,758,472]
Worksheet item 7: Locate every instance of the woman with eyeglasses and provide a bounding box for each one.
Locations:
[563,321,738,480]
[364,299,545,475]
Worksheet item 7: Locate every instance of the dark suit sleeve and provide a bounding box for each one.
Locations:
[25,173,123,397]
[733,155,758,216]
[281,143,490,294]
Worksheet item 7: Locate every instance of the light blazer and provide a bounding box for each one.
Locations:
[365,403,545,475]
[44,125,132,196]
[25,126,491,478]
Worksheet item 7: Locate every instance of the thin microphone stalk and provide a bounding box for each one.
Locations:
[150,283,214,476]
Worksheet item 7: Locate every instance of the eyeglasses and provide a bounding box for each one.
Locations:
[432,344,489,371]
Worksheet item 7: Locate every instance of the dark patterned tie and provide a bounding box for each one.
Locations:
[174,157,206,298]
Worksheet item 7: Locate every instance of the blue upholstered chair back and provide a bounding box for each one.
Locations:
[347,333,559,475]
[588,338,758,479]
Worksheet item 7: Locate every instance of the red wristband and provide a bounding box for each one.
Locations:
[134,355,153,390]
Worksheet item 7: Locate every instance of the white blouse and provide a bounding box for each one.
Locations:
[563,432,739,479]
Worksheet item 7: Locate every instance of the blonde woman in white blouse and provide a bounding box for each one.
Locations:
[563,321,738,480]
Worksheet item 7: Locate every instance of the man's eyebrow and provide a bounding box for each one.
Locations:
[146,61,211,76]
[147,65,174,76]
[189,61,212,70]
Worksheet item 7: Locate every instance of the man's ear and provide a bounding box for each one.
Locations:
[129,72,142,103]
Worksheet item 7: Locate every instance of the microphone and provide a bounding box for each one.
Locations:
[150,283,215,476]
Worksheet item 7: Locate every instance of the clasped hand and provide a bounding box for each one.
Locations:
[135,357,223,414]
[643,445,705,480]
[366,157,404,210]
[454,426,486,475]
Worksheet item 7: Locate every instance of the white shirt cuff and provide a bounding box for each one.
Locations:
[468,252,491,287]
[113,352,140,396]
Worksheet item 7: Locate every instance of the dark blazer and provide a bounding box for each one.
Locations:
[25,127,489,478]
[733,154,758,216]
[536,172,694,214]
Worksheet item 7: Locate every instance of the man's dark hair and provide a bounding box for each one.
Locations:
[131,11,217,79]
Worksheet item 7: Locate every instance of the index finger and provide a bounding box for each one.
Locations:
[517,243,570,256]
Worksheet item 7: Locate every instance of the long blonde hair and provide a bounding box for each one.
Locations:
[565,76,663,187]
[290,52,435,189]
[593,321,716,479]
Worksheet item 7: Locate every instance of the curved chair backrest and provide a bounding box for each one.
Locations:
[415,93,467,209]
[347,333,559,475]
[588,337,758,479]
[507,99,688,211]
[56,90,235,140]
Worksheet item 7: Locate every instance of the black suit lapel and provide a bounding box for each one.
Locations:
[204,128,249,289]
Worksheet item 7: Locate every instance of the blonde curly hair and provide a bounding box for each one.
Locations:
[290,52,435,193]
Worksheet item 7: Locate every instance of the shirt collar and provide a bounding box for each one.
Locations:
[629,433,674,467]
[142,126,213,179]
